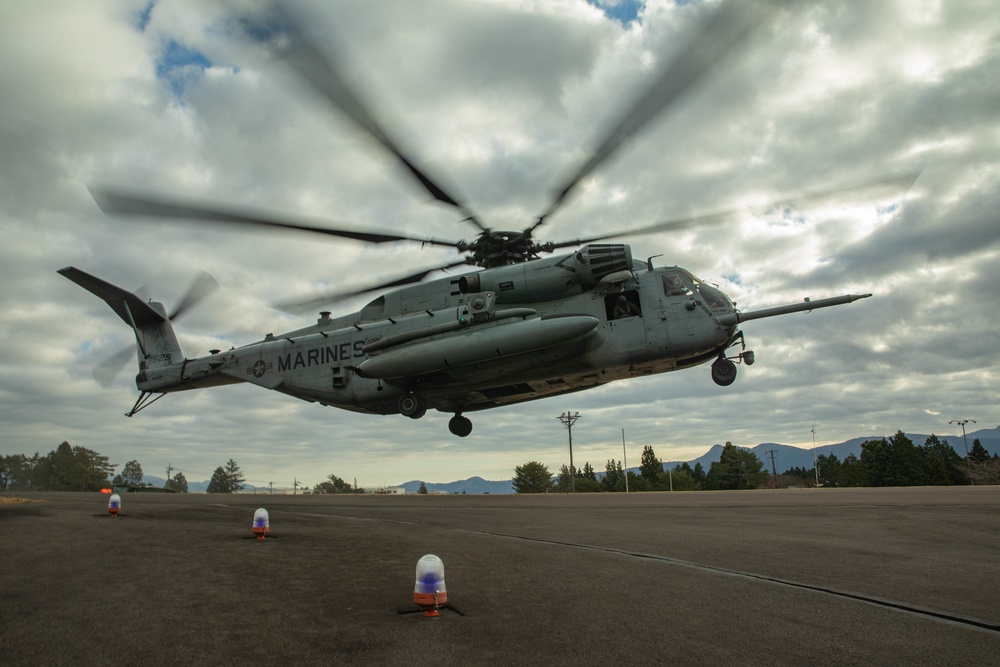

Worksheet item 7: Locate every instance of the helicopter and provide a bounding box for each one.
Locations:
[61,1,894,438]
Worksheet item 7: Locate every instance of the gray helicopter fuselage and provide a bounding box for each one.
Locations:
[140,243,739,415]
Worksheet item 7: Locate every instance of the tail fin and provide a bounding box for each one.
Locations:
[58,267,183,368]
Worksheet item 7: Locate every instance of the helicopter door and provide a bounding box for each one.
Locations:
[657,270,702,352]
[604,289,652,360]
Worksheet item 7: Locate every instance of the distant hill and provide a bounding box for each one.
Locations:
[399,476,514,495]
[659,426,1000,474]
[126,427,999,493]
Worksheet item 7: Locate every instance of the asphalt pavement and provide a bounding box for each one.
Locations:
[2,486,998,665]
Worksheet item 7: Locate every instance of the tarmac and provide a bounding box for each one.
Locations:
[1,486,998,666]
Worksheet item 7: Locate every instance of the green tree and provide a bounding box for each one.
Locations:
[602,459,624,492]
[922,434,962,485]
[861,432,927,487]
[968,438,990,463]
[626,470,650,491]
[207,466,230,493]
[418,481,428,494]
[555,464,574,492]
[573,477,602,492]
[167,472,188,493]
[581,461,597,481]
[512,461,553,494]
[223,459,245,493]
[692,462,706,486]
[639,445,662,485]
[839,453,868,487]
[121,460,144,487]
[705,442,767,490]
[34,442,115,491]
[667,466,700,490]
[0,454,33,489]
[314,473,357,494]
[816,453,842,487]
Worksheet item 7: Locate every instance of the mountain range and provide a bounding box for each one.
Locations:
[400,425,1000,494]
[137,426,1000,495]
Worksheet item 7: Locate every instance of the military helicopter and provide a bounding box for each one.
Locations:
[61,2,896,437]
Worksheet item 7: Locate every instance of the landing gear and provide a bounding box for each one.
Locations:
[449,414,473,438]
[398,393,427,419]
[711,357,737,386]
[711,332,755,386]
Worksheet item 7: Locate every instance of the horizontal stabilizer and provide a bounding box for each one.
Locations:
[58,267,166,327]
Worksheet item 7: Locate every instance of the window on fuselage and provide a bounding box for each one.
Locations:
[661,270,693,298]
[605,290,641,320]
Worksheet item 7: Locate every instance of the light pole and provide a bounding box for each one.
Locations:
[949,418,976,457]
[950,418,976,486]
[558,411,581,493]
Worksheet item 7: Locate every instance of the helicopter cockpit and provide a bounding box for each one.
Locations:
[661,269,732,311]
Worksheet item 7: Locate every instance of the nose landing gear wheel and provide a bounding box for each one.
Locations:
[398,394,427,419]
[711,357,737,386]
[448,414,473,437]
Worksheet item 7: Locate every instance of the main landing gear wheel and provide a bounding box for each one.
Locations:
[711,357,737,386]
[398,394,427,419]
[449,414,473,438]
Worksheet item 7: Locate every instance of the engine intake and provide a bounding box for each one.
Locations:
[459,244,633,302]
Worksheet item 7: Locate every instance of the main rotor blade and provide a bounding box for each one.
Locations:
[551,170,923,248]
[90,187,461,250]
[273,259,470,316]
[534,0,784,230]
[169,271,219,321]
[247,4,487,232]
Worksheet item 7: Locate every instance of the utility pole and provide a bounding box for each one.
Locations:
[558,411,581,493]
[622,428,629,493]
[165,462,174,488]
[811,423,820,487]
[950,418,976,486]
[293,477,299,495]
[766,449,779,489]
[269,481,274,494]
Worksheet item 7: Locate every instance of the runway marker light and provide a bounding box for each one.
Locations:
[108,493,121,517]
[413,554,447,617]
[252,508,270,540]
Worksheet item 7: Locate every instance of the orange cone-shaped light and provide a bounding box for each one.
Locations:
[413,554,447,617]
[108,493,121,517]
[252,508,270,540]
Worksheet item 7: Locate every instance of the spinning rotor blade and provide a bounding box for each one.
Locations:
[89,187,461,250]
[250,4,486,232]
[273,259,470,316]
[169,270,219,321]
[90,269,220,387]
[534,0,784,230]
[93,346,136,389]
[551,169,923,248]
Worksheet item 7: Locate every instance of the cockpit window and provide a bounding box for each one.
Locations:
[662,271,693,297]
[662,269,730,310]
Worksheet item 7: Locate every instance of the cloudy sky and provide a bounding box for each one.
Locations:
[2,0,997,490]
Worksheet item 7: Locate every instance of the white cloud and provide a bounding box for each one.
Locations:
[1,0,998,488]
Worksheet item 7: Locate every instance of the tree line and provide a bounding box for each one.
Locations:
[512,431,998,493]
[0,442,367,494]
